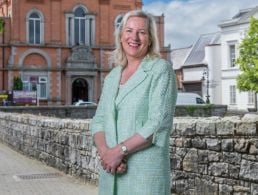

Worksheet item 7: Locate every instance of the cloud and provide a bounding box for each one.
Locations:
[143,0,258,49]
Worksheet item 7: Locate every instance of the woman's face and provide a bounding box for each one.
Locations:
[121,16,150,61]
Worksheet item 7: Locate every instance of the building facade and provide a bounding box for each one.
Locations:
[172,6,258,110]
[0,0,170,105]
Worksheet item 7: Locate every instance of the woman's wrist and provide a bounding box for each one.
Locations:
[98,145,108,156]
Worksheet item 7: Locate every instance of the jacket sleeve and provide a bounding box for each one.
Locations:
[90,80,107,136]
[136,60,177,147]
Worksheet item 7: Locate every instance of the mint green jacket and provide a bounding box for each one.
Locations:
[90,57,177,195]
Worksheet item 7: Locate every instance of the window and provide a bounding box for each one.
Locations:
[248,91,254,104]
[66,6,95,46]
[115,15,123,29]
[39,77,47,98]
[22,76,48,99]
[229,44,236,67]
[74,7,86,45]
[27,10,44,44]
[229,85,236,104]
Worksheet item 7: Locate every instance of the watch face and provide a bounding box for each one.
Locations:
[122,145,127,154]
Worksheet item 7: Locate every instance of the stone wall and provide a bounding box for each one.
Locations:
[0,112,99,183]
[0,104,227,119]
[0,111,258,194]
[0,106,97,119]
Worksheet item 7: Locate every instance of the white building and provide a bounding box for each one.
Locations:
[172,6,258,111]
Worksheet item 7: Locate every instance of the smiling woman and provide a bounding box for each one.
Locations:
[90,9,177,195]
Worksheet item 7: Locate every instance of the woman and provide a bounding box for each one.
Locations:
[90,10,177,195]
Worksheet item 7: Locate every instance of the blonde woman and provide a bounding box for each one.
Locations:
[91,9,177,195]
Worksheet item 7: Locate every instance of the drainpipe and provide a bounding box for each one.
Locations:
[2,21,5,91]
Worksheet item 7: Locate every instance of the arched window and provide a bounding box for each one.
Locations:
[74,7,86,45]
[115,15,123,29]
[27,10,44,44]
[65,5,95,46]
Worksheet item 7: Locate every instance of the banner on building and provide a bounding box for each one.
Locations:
[12,91,37,105]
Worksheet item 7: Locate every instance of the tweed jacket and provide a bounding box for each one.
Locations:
[90,57,177,195]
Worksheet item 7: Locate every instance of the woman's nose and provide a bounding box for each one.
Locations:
[131,32,140,40]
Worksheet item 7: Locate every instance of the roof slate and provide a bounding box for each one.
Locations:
[183,32,220,66]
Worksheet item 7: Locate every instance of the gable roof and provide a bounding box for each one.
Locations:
[171,46,192,70]
[183,32,220,66]
[219,6,258,27]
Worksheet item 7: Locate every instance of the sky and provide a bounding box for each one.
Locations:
[142,0,258,49]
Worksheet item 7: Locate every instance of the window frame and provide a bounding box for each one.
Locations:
[229,85,236,105]
[248,91,255,105]
[26,10,44,45]
[65,5,95,46]
[228,41,237,68]
[21,75,48,100]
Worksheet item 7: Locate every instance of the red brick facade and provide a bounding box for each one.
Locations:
[0,0,170,105]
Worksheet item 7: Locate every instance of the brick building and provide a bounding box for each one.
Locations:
[0,0,170,105]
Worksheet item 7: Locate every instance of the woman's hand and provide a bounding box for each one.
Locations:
[101,145,124,174]
[116,158,127,174]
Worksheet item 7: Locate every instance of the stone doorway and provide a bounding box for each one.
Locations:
[72,78,88,104]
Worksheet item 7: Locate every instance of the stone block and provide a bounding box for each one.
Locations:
[196,118,217,135]
[209,162,228,177]
[206,138,221,151]
[174,118,197,136]
[192,137,206,149]
[240,159,258,182]
[236,122,256,135]
[221,139,234,152]
[208,151,221,162]
[183,149,198,173]
[235,139,249,153]
[195,177,218,195]
[222,152,241,165]
[251,183,258,195]
[219,184,233,195]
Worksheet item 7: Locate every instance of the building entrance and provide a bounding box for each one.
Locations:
[72,78,88,104]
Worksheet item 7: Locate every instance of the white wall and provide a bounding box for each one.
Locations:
[205,44,221,104]
[183,67,204,81]
[220,22,255,110]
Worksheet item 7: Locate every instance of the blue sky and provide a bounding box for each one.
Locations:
[142,0,257,49]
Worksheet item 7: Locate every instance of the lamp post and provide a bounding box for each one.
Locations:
[202,68,210,104]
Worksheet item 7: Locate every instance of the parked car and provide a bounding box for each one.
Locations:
[73,100,97,106]
[176,92,205,105]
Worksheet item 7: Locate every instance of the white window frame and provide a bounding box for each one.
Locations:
[65,6,95,46]
[248,91,255,105]
[229,85,236,104]
[228,42,237,68]
[38,76,48,99]
[22,75,48,100]
[26,10,44,45]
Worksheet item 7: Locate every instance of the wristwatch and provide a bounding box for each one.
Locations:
[121,143,128,156]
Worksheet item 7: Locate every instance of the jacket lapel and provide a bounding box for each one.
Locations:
[109,66,122,114]
[115,57,157,106]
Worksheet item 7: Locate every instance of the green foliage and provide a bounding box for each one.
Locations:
[0,18,4,33]
[236,17,258,93]
[13,76,23,90]
[186,105,196,116]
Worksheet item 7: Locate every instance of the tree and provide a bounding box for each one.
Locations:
[236,17,258,111]
[13,76,23,90]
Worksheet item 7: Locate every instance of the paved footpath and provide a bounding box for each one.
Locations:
[0,142,98,195]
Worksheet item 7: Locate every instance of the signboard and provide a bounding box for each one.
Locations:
[12,91,37,106]
[0,91,10,106]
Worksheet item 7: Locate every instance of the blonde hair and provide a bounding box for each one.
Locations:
[111,10,160,67]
